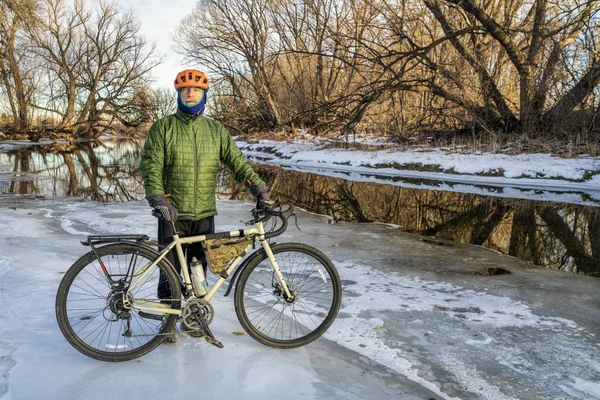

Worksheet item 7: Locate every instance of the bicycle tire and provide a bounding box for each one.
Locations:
[55,243,181,362]
[234,243,342,348]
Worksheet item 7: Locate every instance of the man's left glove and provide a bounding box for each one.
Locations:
[251,184,274,207]
[148,194,178,222]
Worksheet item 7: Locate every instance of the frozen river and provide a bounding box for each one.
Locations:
[0,197,598,399]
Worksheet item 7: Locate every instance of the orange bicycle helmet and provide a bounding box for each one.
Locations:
[174,69,209,90]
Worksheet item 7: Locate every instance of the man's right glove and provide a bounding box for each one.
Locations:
[148,194,178,222]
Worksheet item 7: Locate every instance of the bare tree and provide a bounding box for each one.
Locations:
[115,85,176,127]
[75,1,159,135]
[423,0,600,132]
[28,0,89,129]
[0,0,38,131]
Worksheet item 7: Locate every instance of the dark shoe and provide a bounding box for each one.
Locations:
[163,327,177,344]
[161,315,177,344]
[180,321,205,338]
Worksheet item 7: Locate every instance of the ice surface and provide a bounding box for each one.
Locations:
[0,198,598,400]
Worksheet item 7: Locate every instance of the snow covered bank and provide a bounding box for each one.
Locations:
[237,137,600,205]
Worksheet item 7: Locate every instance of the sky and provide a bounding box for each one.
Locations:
[113,0,200,90]
[0,198,599,399]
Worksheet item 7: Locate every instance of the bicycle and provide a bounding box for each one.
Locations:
[55,201,342,362]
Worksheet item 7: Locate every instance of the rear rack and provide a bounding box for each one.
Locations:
[81,234,149,246]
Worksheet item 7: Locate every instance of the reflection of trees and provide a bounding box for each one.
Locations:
[425,200,510,244]
[538,207,599,275]
[9,151,38,194]
[509,204,540,264]
[1,139,144,202]
[63,153,78,196]
[245,165,600,276]
[216,165,250,200]
[590,214,600,271]
[5,146,596,276]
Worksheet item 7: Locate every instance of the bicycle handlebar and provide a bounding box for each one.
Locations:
[252,200,296,239]
[150,202,295,239]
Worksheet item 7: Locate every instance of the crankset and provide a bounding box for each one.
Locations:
[183,298,223,348]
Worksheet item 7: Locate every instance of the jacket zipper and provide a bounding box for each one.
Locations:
[192,117,198,217]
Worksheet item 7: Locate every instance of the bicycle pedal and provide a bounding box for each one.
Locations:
[206,336,224,348]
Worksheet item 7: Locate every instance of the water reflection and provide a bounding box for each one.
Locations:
[246,165,600,277]
[0,139,144,201]
[0,139,598,276]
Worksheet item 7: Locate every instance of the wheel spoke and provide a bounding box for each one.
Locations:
[237,244,341,347]
[57,244,181,361]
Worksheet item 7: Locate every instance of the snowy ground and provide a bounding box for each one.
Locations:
[0,197,598,400]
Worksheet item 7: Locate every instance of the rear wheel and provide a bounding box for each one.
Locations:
[234,243,342,348]
[55,243,181,362]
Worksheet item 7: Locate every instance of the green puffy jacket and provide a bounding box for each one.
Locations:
[139,110,264,220]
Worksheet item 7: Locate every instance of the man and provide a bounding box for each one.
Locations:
[139,69,270,341]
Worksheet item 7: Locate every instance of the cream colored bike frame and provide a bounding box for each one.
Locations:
[123,220,292,315]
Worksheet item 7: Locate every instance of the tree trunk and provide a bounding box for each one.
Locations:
[543,61,600,126]
[6,19,29,131]
[59,78,77,129]
[592,101,600,132]
[519,73,538,133]
[0,59,19,125]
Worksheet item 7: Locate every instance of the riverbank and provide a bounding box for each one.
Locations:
[2,132,599,191]
[235,133,600,206]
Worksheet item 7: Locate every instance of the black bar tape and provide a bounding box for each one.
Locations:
[204,231,234,240]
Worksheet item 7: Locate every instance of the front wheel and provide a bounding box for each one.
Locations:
[55,243,181,362]
[234,243,342,348]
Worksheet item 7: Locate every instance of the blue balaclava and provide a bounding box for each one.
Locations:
[177,89,208,117]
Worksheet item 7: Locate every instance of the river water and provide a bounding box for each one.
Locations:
[0,138,598,276]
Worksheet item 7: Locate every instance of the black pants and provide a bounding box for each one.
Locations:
[157,217,215,299]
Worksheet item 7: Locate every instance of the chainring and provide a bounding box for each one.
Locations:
[182,298,214,331]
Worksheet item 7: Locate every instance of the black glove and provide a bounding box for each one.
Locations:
[148,195,178,222]
[251,184,273,207]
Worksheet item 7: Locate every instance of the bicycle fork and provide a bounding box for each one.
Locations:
[260,238,295,302]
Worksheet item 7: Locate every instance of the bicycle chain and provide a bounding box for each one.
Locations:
[128,330,205,338]
[124,297,182,304]
[125,298,207,338]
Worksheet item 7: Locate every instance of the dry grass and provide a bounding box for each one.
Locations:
[436,132,600,157]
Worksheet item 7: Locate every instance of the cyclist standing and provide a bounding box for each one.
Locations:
[139,69,270,341]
